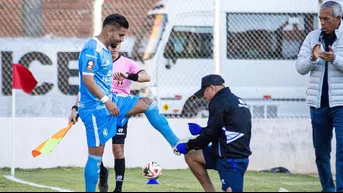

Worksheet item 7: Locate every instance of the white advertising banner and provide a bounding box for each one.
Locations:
[0,37,134,117]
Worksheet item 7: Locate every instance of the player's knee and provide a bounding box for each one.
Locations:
[140,97,153,105]
[113,145,124,159]
[88,146,105,157]
[225,187,232,192]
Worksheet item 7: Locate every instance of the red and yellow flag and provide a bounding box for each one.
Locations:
[32,122,74,158]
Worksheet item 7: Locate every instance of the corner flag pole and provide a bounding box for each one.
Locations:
[11,88,16,176]
[11,63,38,176]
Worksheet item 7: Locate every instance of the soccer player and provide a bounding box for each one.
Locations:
[70,13,180,192]
[71,43,150,192]
[104,42,151,192]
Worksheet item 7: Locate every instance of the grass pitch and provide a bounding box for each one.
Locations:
[0,167,321,192]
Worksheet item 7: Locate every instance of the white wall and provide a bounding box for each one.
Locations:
[0,118,337,174]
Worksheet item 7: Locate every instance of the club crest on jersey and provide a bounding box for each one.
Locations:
[86,60,94,71]
[103,128,108,137]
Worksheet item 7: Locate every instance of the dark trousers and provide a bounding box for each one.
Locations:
[310,107,343,192]
[203,147,249,192]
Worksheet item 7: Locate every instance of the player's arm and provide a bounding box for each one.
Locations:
[83,75,109,101]
[136,70,150,82]
[83,74,119,116]
[129,59,150,82]
[186,102,223,151]
[113,70,150,83]
[81,51,119,115]
[69,95,79,124]
[112,58,150,83]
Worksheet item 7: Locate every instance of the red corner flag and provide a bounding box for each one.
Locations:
[12,64,38,94]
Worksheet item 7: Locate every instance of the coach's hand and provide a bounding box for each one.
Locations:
[176,143,189,155]
[320,46,335,62]
[188,123,202,135]
[311,42,321,61]
[105,100,120,116]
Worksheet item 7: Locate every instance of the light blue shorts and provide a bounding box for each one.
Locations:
[79,94,140,147]
[113,94,140,127]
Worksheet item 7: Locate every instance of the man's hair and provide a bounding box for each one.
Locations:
[321,1,342,18]
[103,14,129,29]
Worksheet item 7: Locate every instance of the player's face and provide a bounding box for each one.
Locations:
[109,43,121,59]
[110,27,128,46]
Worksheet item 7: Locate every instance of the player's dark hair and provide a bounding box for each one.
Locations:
[103,14,129,29]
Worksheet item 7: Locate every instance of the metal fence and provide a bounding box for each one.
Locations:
[0,0,322,118]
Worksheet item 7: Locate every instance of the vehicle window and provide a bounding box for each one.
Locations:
[226,13,317,60]
[164,26,213,59]
[131,14,167,62]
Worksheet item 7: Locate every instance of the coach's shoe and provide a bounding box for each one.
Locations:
[98,167,109,192]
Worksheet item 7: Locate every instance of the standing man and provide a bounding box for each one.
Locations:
[100,43,150,193]
[75,13,180,192]
[175,74,252,192]
[295,1,343,192]
[71,42,150,192]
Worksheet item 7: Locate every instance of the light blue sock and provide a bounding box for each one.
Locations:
[84,154,102,192]
[144,104,180,147]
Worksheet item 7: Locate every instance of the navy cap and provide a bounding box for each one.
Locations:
[194,74,225,97]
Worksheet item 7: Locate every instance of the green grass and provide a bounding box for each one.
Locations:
[0,167,321,192]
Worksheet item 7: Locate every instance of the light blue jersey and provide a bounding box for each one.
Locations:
[78,37,117,147]
[78,37,113,109]
[77,37,140,147]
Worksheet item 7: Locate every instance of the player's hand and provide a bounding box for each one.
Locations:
[188,123,202,135]
[320,45,335,62]
[69,109,78,124]
[311,42,321,61]
[105,100,120,116]
[176,143,188,155]
[113,72,127,81]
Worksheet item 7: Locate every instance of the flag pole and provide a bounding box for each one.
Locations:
[11,63,38,176]
[11,88,16,176]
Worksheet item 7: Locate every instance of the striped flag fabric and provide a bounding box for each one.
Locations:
[32,122,74,158]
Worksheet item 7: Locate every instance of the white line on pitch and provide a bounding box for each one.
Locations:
[3,175,73,192]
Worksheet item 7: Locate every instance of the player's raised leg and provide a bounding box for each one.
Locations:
[125,97,180,148]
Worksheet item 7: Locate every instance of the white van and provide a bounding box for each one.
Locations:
[131,0,319,118]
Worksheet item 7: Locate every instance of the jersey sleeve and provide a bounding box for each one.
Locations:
[187,101,223,150]
[79,48,99,75]
[128,58,143,74]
